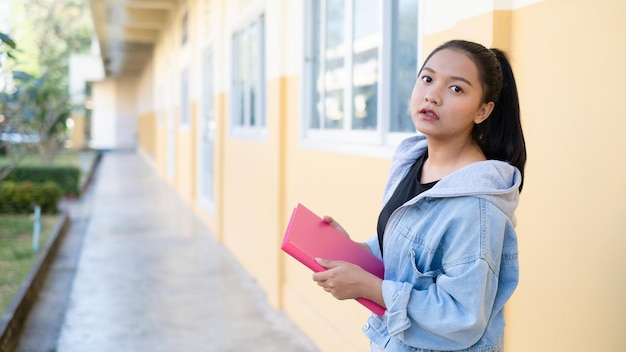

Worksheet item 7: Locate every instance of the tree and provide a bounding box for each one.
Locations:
[0,31,34,180]
[3,0,93,163]
[1,71,70,164]
[11,0,92,91]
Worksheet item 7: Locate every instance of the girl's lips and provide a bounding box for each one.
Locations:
[419,108,439,121]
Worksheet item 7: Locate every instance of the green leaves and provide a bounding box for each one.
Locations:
[0,32,17,64]
[0,32,16,50]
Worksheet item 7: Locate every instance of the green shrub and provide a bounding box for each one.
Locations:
[0,166,79,196]
[0,181,62,214]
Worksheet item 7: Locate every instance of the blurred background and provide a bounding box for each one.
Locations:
[1,0,625,351]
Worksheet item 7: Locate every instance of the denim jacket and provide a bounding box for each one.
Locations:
[363,135,521,351]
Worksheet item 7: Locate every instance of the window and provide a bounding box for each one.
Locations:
[390,0,419,133]
[231,13,266,137]
[180,68,190,127]
[198,46,215,211]
[182,11,189,45]
[304,0,420,152]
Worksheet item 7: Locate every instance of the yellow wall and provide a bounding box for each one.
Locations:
[508,1,626,350]
[69,114,85,149]
[172,102,197,204]
[137,112,156,158]
[422,1,626,350]
[126,0,626,351]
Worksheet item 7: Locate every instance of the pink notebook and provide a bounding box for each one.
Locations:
[281,203,386,316]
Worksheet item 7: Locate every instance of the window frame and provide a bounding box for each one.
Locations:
[229,9,267,141]
[301,0,422,157]
[180,67,191,129]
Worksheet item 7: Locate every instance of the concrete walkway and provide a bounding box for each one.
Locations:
[16,151,318,352]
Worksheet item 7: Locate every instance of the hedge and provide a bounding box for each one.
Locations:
[1,166,79,196]
[0,181,62,214]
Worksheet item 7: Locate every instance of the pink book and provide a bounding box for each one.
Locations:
[281,203,386,316]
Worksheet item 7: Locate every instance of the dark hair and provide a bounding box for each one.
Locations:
[422,40,527,191]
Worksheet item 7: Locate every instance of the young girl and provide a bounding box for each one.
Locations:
[313,39,526,351]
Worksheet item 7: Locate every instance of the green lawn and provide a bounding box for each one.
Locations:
[0,149,92,312]
[3,149,94,167]
[0,214,60,313]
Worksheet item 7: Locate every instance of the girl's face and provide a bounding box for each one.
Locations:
[410,48,494,142]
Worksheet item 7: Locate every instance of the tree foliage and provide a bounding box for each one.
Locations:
[2,72,71,164]
[0,0,93,170]
[12,0,93,88]
[0,32,17,66]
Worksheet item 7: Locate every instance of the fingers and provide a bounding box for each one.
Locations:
[316,257,342,269]
[323,215,348,236]
[312,258,338,283]
[322,215,341,229]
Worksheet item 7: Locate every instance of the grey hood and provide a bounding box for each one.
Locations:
[383,135,521,226]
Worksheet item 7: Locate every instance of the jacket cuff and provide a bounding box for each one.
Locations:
[382,280,413,335]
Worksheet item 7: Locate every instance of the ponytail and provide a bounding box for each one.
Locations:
[472,49,526,192]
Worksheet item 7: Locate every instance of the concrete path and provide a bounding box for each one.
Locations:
[16,151,318,352]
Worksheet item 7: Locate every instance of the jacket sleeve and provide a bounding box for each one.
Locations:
[365,235,383,260]
[381,201,507,350]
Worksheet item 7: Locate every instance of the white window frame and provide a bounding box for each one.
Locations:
[230,9,267,141]
[180,67,191,129]
[301,0,423,158]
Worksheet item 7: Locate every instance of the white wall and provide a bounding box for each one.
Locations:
[90,77,138,149]
[90,79,116,149]
[69,53,105,106]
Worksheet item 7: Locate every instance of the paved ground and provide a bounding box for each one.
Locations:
[15,151,319,352]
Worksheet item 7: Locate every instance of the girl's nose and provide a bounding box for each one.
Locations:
[425,91,440,105]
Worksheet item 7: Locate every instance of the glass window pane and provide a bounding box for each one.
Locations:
[232,14,265,130]
[181,70,189,125]
[249,22,257,126]
[391,0,418,132]
[323,0,345,129]
[311,1,322,128]
[201,48,214,202]
[257,15,265,127]
[239,29,248,126]
[352,0,379,131]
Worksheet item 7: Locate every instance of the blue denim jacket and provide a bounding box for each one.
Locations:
[363,135,521,351]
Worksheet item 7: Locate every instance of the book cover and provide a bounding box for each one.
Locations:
[281,203,386,316]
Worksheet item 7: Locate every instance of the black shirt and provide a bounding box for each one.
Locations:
[376,154,438,256]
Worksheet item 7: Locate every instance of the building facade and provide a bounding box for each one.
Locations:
[89,0,626,351]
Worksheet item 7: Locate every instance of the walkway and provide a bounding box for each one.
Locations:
[16,151,318,352]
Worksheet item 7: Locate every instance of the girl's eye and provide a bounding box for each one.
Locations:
[421,75,432,83]
[451,85,463,93]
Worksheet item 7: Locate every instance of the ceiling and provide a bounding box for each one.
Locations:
[89,0,179,77]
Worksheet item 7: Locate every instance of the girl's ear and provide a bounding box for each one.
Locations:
[475,101,495,124]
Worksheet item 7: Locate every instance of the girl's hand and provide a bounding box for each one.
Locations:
[322,215,372,254]
[312,258,384,306]
[322,215,349,238]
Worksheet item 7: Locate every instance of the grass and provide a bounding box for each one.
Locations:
[2,149,95,168]
[0,148,92,313]
[0,214,60,313]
